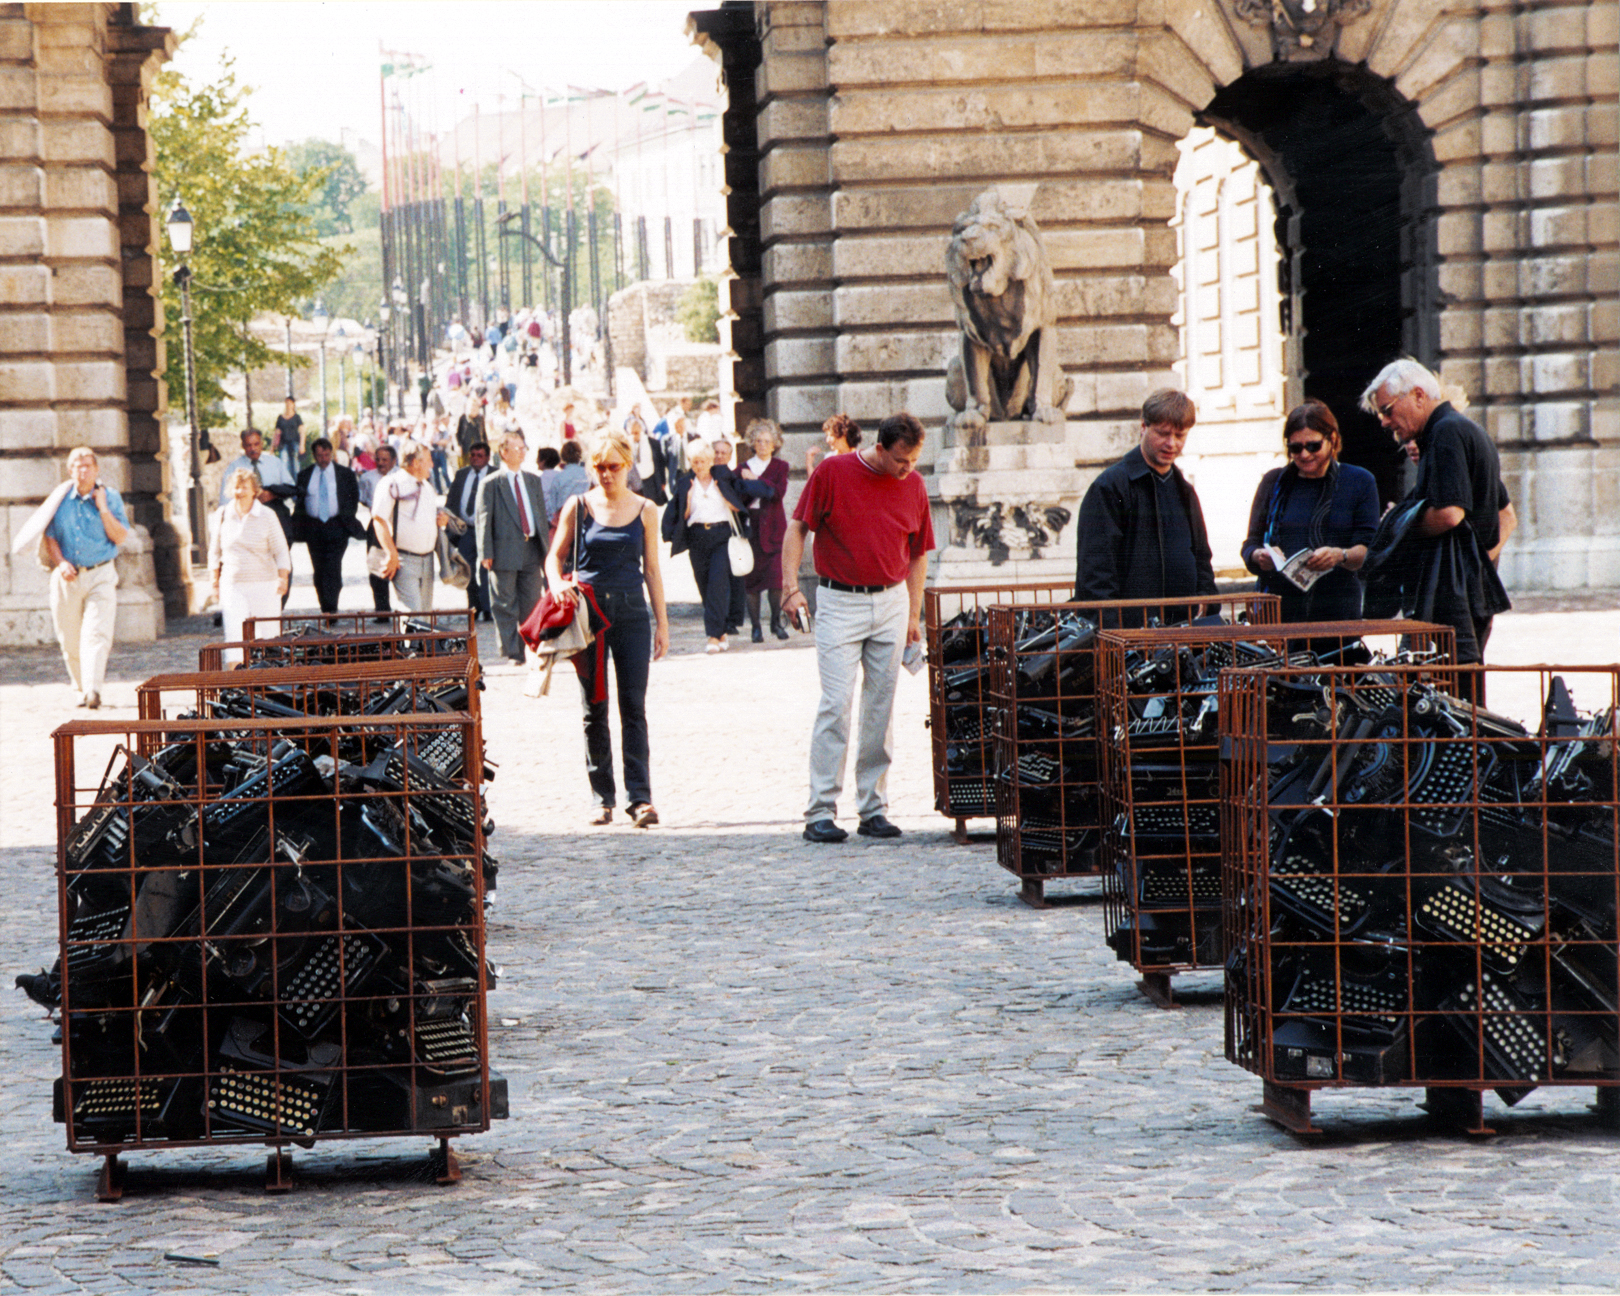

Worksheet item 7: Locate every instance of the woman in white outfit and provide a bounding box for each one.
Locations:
[210,467,291,666]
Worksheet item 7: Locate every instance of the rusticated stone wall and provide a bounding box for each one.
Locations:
[694,0,1619,592]
[0,2,177,645]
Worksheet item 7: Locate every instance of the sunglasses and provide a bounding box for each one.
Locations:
[1287,439,1326,456]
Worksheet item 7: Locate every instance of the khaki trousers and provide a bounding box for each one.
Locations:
[50,561,118,696]
[805,583,908,823]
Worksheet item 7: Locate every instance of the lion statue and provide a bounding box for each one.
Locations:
[944,189,1071,431]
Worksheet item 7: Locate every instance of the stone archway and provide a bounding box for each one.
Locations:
[1199,61,1437,504]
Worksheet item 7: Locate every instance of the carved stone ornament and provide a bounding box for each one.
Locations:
[1232,0,1373,58]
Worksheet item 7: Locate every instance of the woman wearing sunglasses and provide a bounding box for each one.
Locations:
[1240,400,1380,622]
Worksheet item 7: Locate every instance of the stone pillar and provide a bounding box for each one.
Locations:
[0,3,173,646]
[754,0,835,468]
[1483,0,1620,591]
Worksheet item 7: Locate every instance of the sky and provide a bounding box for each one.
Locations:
[158,1,713,152]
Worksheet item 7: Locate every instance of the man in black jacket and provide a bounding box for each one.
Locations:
[1073,389,1216,627]
[1361,358,1515,663]
[447,441,494,620]
[293,437,363,613]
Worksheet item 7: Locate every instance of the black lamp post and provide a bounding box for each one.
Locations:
[390,277,408,418]
[166,200,207,566]
[313,299,329,441]
[497,210,570,385]
[377,300,391,420]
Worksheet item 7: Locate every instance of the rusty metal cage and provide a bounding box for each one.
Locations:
[1221,662,1620,1135]
[1099,620,1457,1005]
[924,582,1076,839]
[243,609,476,642]
[49,712,501,1199]
[987,595,1283,907]
[137,658,484,730]
[199,627,473,674]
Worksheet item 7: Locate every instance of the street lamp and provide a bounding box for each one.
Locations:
[312,299,330,442]
[366,318,382,420]
[390,277,408,419]
[165,200,207,566]
[283,316,295,400]
[377,300,391,422]
[333,323,348,420]
[497,209,570,385]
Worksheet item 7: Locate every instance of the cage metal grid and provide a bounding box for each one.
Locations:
[198,628,473,674]
[243,609,476,643]
[924,582,1076,840]
[988,595,1282,908]
[50,712,497,1199]
[1098,620,1456,1005]
[1220,662,1620,1136]
[136,657,484,730]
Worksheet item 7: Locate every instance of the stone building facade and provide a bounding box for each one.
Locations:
[694,0,1618,591]
[1,3,179,646]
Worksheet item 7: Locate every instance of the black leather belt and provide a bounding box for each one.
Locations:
[820,578,898,595]
[74,558,113,572]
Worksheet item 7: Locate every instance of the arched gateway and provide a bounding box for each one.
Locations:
[693,0,1618,593]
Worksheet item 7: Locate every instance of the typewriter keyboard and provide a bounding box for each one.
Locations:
[1452,971,1550,1080]
[1417,884,1540,972]
[281,932,382,1033]
[209,1066,326,1137]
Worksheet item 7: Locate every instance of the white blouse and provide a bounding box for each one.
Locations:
[209,500,290,585]
[686,476,731,526]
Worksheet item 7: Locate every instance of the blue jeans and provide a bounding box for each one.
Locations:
[577,587,652,808]
[431,448,451,493]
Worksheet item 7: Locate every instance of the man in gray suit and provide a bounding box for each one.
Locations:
[477,430,550,664]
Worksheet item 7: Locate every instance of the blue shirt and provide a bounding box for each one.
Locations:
[46,486,127,567]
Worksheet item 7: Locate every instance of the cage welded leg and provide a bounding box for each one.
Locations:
[953,817,969,845]
[1593,1087,1620,1131]
[1137,972,1178,1009]
[1019,877,1047,908]
[95,1153,125,1202]
[1259,1082,1322,1136]
[431,1137,462,1185]
[266,1149,294,1193]
[1423,1088,1495,1136]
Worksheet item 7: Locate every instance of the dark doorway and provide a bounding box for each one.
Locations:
[1202,65,1435,504]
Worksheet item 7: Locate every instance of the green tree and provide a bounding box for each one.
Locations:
[285,138,369,236]
[677,277,720,344]
[150,49,346,415]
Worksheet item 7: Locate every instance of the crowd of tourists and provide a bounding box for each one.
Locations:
[19,346,1511,844]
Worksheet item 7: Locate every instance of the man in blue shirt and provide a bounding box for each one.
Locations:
[42,447,129,709]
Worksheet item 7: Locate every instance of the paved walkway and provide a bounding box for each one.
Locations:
[2,549,1618,1293]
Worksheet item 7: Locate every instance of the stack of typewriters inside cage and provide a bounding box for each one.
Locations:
[934,608,1002,820]
[1224,664,1620,1102]
[52,711,502,1151]
[1099,623,1454,1001]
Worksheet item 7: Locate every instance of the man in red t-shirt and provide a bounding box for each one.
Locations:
[781,412,935,842]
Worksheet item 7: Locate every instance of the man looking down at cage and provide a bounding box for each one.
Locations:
[1360,358,1515,664]
[781,412,935,844]
[1073,388,1217,627]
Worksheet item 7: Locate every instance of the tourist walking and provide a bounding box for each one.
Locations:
[545,431,670,829]
[448,441,494,621]
[210,466,291,666]
[372,440,449,613]
[477,430,549,664]
[292,437,362,614]
[273,397,304,477]
[544,439,591,529]
[781,413,935,843]
[739,418,791,642]
[13,446,129,709]
[664,442,750,654]
[357,443,396,619]
[1240,401,1380,622]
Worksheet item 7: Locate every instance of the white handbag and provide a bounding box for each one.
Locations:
[726,509,754,577]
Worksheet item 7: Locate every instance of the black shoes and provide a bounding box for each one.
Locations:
[857,814,902,839]
[84,692,100,710]
[771,615,789,641]
[751,624,764,643]
[802,818,848,843]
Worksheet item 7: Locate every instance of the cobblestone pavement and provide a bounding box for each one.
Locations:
[2,551,1618,1293]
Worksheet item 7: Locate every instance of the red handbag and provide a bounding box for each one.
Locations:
[519,501,613,700]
